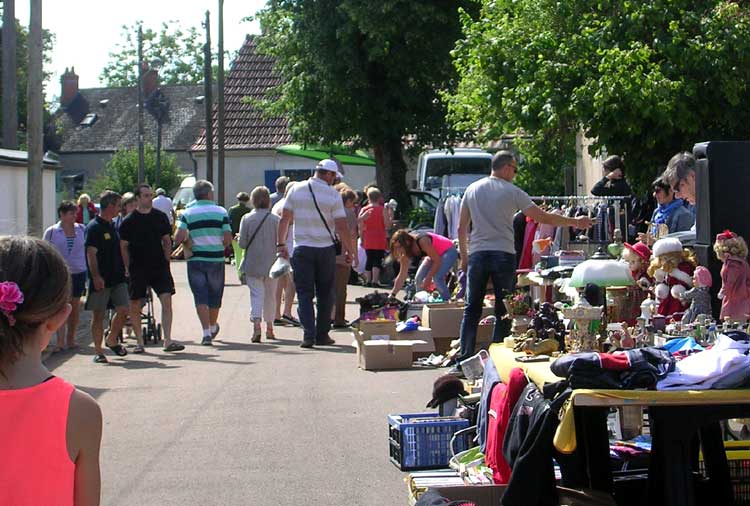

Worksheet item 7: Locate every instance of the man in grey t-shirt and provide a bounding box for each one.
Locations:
[451,151,594,373]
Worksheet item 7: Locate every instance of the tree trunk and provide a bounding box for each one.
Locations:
[373,137,410,212]
[27,0,43,236]
[2,0,18,149]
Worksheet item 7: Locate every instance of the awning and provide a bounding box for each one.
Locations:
[276,144,376,166]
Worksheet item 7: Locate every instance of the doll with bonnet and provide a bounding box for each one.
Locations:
[714,230,750,322]
[621,242,652,323]
[680,266,713,324]
[647,237,697,317]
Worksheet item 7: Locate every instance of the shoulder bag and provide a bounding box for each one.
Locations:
[308,182,342,255]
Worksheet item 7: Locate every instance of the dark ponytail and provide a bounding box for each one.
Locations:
[0,236,70,366]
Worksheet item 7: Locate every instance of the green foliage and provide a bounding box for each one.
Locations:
[448,0,750,193]
[254,0,479,201]
[100,22,208,87]
[0,15,56,145]
[86,144,183,198]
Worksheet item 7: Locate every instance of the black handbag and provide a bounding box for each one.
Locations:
[308,182,342,255]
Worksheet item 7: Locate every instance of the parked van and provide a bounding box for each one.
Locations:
[416,148,492,197]
[173,176,196,209]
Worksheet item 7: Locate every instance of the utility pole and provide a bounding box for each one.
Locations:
[203,10,213,184]
[27,0,43,236]
[2,0,18,149]
[217,0,225,206]
[137,25,145,184]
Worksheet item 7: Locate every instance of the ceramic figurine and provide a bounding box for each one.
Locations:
[640,295,658,323]
[680,266,713,324]
[714,230,750,323]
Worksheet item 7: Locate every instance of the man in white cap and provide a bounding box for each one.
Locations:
[277,159,354,348]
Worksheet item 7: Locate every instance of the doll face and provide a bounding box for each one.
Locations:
[622,250,643,273]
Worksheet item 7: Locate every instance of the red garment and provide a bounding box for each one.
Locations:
[720,257,750,321]
[518,218,538,269]
[0,377,75,506]
[360,204,387,250]
[75,202,98,224]
[485,368,528,484]
[656,261,694,317]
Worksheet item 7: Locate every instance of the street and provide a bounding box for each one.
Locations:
[45,260,438,506]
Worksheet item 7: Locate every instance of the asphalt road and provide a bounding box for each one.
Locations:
[46,260,439,506]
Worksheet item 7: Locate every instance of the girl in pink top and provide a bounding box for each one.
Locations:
[358,187,393,287]
[0,236,102,506]
[389,229,459,301]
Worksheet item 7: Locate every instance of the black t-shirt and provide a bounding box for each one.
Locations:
[118,209,171,270]
[85,216,126,287]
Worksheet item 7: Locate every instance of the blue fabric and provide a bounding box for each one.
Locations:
[662,337,704,353]
[477,355,501,453]
[291,245,336,343]
[458,250,515,362]
[414,246,459,301]
[396,320,419,332]
[653,198,684,225]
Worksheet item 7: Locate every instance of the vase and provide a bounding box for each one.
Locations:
[510,315,531,336]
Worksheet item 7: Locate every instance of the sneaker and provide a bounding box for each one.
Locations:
[211,324,221,339]
[201,336,213,346]
[163,342,185,352]
[282,314,300,327]
[251,333,261,343]
[316,336,336,346]
[446,365,465,378]
[93,354,108,364]
[300,341,315,349]
[273,318,286,326]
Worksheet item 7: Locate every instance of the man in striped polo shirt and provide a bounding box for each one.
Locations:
[174,180,232,345]
[278,159,354,348]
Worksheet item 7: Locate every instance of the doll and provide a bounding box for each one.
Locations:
[647,237,697,317]
[680,266,713,324]
[714,230,750,322]
[621,242,652,323]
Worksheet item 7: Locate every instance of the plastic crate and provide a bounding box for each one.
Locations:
[388,412,471,471]
[698,441,750,505]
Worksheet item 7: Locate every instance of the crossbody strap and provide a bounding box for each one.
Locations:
[244,211,271,254]
[308,182,337,245]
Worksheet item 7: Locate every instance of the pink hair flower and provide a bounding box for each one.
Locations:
[0,281,24,326]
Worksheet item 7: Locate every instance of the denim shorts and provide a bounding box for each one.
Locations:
[71,271,87,298]
[187,261,225,308]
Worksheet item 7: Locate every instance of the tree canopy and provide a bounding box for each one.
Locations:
[86,144,183,197]
[100,22,206,87]
[448,0,750,192]
[255,0,477,202]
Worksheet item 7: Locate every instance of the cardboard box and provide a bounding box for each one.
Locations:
[422,303,494,339]
[357,340,423,370]
[391,326,435,357]
[358,319,398,340]
[433,336,459,355]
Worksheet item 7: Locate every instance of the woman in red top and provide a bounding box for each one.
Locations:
[75,193,98,225]
[0,236,102,506]
[358,187,393,287]
[389,229,459,301]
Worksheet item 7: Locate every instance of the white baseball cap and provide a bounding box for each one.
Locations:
[316,158,343,178]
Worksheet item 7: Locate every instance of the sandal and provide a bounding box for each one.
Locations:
[132,344,145,354]
[266,332,277,340]
[106,343,128,357]
[93,354,108,363]
[251,332,261,343]
[163,342,185,352]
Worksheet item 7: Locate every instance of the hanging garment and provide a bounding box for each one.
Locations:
[518,218,538,270]
[513,211,527,265]
[485,368,528,484]
[433,197,448,237]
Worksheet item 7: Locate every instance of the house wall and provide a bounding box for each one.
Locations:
[194,151,377,202]
[575,130,606,196]
[0,163,58,235]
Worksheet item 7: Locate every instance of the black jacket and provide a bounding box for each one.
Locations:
[590,177,632,197]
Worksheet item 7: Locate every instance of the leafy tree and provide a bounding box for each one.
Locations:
[254,0,478,204]
[449,0,750,192]
[100,21,207,87]
[0,10,55,146]
[86,144,183,198]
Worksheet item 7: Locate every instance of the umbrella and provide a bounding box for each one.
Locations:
[276,144,376,166]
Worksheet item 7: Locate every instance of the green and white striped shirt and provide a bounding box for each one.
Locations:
[177,200,231,262]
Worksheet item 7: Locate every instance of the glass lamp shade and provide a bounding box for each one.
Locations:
[569,260,634,288]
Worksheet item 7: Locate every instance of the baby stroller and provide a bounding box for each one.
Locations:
[106,288,161,345]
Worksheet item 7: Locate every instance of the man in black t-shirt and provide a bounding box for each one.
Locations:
[119,183,184,353]
[84,190,130,364]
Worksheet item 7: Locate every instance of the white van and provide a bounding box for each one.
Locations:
[173,176,196,209]
[417,148,492,197]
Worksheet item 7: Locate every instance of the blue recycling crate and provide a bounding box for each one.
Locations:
[388,412,471,471]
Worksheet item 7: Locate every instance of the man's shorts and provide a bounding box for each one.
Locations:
[129,266,176,300]
[187,261,225,308]
[71,271,87,298]
[85,282,129,311]
[365,249,385,271]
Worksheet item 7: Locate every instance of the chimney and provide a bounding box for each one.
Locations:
[60,67,79,107]
[143,68,159,98]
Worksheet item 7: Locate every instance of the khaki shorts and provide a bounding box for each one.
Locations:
[85,282,129,312]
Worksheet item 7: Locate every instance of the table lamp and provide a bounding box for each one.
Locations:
[569,260,634,347]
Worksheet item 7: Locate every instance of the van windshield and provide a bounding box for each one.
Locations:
[425,157,491,179]
[174,188,194,208]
